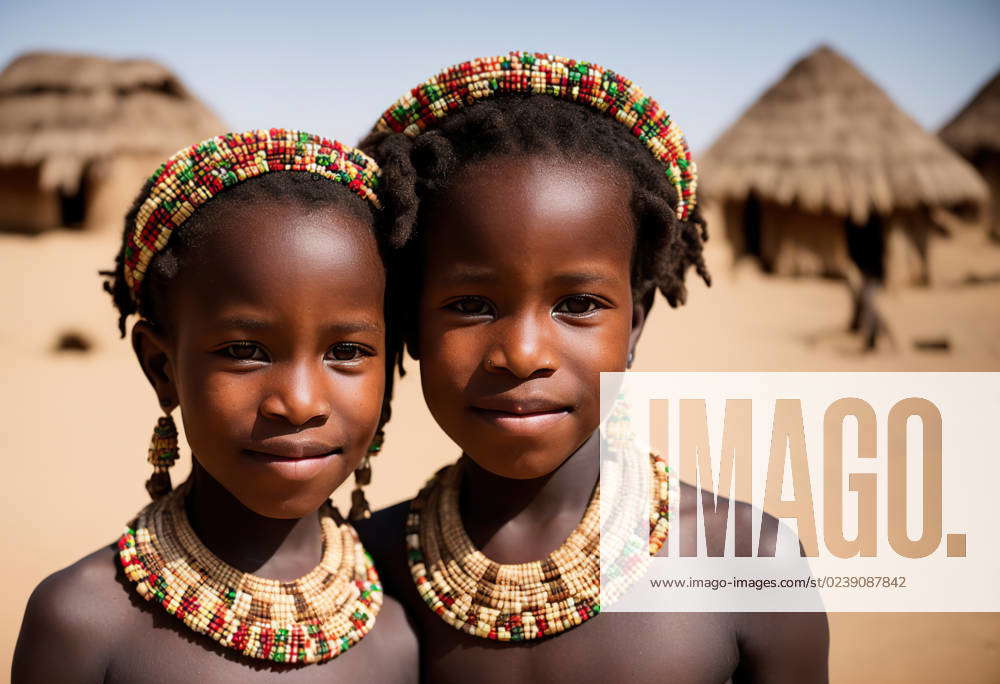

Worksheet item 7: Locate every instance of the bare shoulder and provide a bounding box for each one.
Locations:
[19,543,128,631]
[731,500,829,682]
[12,543,133,683]
[371,595,418,671]
[673,483,828,680]
[676,481,762,556]
[733,608,829,683]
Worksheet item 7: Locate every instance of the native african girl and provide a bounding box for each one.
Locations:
[13,130,417,683]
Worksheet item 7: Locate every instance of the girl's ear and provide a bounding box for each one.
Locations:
[131,321,178,409]
[627,289,655,367]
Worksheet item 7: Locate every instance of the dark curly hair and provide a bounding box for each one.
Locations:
[101,170,398,429]
[361,94,710,360]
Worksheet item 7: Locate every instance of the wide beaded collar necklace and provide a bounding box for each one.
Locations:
[117,480,382,664]
[406,452,670,641]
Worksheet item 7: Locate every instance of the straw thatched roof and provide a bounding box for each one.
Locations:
[940,69,1000,159]
[701,45,988,222]
[0,51,223,192]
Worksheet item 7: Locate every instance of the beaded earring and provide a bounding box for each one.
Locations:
[348,429,383,521]
[604,391,636,455]
[145,408,179,500]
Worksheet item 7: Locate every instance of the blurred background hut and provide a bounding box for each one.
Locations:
[699,45,989,348]
[0,52,224,234]
[940,69,1000,241]
[700,45,987,290]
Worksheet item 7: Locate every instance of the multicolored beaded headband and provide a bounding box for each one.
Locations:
[124,129,382,303]
[373,51,697,220]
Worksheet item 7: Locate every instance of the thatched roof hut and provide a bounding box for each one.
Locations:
[940,69,1000,239]
[701,45,988,287]
[0,51,224,233]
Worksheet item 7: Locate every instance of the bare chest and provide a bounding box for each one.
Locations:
[417,609,740,684]
[103,605,396,684]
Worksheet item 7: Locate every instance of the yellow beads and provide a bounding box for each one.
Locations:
[118,481,383,664]
[406,453,670,641]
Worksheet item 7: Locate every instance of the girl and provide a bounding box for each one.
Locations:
[358,54,829,682]
[13,130,417,683]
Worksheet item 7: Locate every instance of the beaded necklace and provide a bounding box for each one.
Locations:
[118,480,382,664]
[406,452,669,641]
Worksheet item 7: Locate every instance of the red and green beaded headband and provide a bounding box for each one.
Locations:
[373,51,697,220]
[124,129,382,303]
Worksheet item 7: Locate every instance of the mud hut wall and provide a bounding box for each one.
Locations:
[720,199,851,276]
[764,204,853,278]
[0,166,59,232]
[718,195,934,286]
[721,199,747,260]
[83,153,163,233]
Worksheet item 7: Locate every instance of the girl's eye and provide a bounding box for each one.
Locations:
[223,342,267,361]
[447,297,493,316]
[555,296,602,315]
[327,343,369,362]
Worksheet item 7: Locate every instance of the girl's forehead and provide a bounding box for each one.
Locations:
[418,172,633,296]
[171,203,384,320]
[449,153,631,195]
[204,204,380,278]
[424,155,634,255]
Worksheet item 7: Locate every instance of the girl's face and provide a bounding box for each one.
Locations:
[417,155,642,479]
[135,201,385,518]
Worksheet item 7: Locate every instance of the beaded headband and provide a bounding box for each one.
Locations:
[124,129,382,303]
[373,51,697,220]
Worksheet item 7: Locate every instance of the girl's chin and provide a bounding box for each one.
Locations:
[466,450,576,481]
[229,479,349,519]
[238,495,333,520]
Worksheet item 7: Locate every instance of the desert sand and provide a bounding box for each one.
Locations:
[2,210,999,681]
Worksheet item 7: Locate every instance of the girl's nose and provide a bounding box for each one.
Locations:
[484,312,557,379]
[259,362,332,427]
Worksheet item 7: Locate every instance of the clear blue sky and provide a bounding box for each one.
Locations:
[1,0,998,152]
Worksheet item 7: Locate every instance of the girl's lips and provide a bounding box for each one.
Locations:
[241,448,342,482]
[469,406,572,435]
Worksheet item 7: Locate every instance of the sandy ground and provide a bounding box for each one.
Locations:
[2,216,999,681]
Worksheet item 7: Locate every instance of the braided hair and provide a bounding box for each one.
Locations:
[362,95,710,358]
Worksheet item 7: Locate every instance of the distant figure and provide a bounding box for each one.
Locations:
[845,213,887,350]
